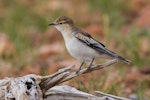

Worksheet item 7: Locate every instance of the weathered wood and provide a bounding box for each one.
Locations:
[0,74,43,100]
[44,85,116,100]
[40,59,118,93]
[0,59,131,100]
[95,91,131,100]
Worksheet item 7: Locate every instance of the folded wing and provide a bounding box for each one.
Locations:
[74,32,131,64]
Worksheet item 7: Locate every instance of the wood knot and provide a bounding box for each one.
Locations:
[25,82,32,90]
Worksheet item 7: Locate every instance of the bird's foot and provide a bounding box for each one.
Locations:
[76,62,84,75]
[76,67,82,74]
[76,69,81,75]
[86,64,93,71]
[86,58,94,71]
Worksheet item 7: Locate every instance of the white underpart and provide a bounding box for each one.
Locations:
[55,25,110,62]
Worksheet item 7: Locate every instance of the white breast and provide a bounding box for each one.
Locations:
[61,30,100,62]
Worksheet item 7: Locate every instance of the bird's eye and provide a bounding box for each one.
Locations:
[59,23,62,24]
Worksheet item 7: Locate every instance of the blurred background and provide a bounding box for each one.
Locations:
[0,0,150,99]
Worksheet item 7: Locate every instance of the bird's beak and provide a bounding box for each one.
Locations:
[48,22,56,26]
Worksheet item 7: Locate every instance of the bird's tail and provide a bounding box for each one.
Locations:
[116,55,131,64]
[106,49,131,64]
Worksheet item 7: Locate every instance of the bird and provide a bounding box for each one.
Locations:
[49,16,131,73]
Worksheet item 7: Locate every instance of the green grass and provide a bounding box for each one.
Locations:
[87,0,128,28]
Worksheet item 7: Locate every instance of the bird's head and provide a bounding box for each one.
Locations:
[49,16,74,31]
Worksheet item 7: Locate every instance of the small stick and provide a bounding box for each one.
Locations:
[95,91,131,100]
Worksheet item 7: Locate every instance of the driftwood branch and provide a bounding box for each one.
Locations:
[0,59,132,100]
[40,59,118,93]
[44,85,117,100]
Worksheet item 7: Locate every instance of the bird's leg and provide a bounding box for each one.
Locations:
[87,58,95,70]
[76,62,85,74]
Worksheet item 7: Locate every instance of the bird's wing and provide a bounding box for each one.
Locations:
[74,32,109,54]
[74,31,131,64]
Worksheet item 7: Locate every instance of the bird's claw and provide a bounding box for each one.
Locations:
[86,65,92,71]
[76,69,80,75]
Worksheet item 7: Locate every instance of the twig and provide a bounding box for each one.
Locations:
[60,59,117,83]
[95,91,131,100]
